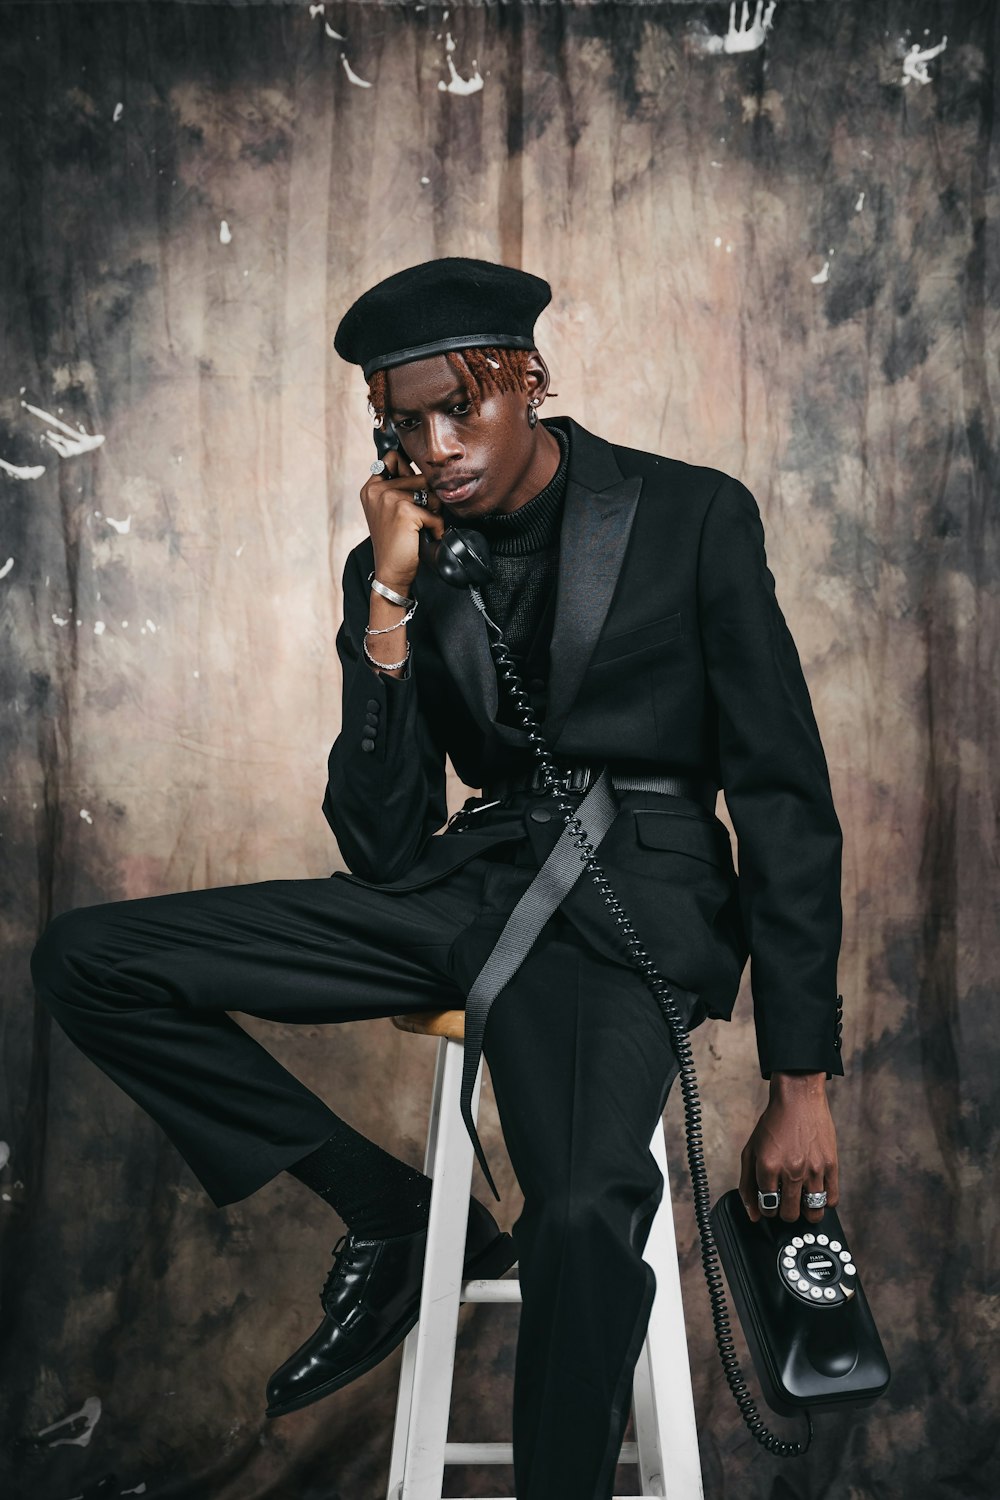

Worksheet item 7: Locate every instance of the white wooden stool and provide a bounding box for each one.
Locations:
[386,1009,704,1500]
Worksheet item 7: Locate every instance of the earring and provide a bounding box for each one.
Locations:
[527,398,539,429]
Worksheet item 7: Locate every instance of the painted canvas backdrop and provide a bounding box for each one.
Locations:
[1,1,996,1496]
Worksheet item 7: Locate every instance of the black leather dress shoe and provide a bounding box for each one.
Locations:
[265,1196,517,1418]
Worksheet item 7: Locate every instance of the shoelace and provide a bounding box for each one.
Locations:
[320,1232,354,1314]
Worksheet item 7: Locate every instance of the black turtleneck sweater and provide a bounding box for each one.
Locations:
[475,422,569,665]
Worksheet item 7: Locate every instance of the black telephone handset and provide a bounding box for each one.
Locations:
[374,422,493,589]
[371,420,889,1452]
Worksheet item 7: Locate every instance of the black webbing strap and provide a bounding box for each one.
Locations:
[459,766,620,1200]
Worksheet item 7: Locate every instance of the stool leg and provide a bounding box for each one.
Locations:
[631,1118,704,1500]
[387,1036,483,1500]
[387,1036,450,1499]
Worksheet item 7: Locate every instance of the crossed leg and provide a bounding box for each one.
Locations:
[29,862,498,1205]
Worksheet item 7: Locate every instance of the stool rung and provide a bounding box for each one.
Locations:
[442,1440,640,1465]
[444,1442,513,1464]
[460,1277,522,1303]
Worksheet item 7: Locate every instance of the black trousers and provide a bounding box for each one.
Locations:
[29,801,698,1500]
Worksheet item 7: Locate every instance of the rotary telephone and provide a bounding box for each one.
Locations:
[372,421,891,1453]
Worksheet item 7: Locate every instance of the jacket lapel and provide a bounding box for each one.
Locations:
[417,414,643,749]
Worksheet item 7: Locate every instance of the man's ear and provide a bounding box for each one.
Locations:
[523,351,551,402]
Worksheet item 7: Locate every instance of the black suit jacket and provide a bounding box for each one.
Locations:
[323,415,845,1080]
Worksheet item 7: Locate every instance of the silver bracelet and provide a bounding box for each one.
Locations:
[368,571,414,609]
[365,600,417,635]
[363,637,411,672]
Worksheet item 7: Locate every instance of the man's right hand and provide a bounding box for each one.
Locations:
[361,445,447,595]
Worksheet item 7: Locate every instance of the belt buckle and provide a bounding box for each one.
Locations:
[528,764,592,794]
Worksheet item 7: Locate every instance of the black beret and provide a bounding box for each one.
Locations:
[334,256,552,380]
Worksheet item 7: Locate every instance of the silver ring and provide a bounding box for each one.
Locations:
[412,489,429,508]
[804,1190,828,1208]
[370,459,387,475]
[757,1189,781,1211]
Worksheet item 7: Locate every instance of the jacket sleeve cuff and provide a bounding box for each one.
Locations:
[756,993,845,1079]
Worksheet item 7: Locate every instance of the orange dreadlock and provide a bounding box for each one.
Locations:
[366,346,537,424]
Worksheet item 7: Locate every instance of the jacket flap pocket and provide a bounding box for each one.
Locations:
[633,809,728,869]
[591,611,682,666]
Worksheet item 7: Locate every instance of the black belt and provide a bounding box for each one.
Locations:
[459,764,704,1199]
[482,760,718,813]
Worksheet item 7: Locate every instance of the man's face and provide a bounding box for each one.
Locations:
[383,353,545,520]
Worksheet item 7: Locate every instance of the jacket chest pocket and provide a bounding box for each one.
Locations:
[633,808,730,871]
[589,611,683,668]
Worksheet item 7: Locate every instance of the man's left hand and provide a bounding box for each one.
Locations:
[738,1072,839,1224]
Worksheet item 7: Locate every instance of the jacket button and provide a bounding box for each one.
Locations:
[364,715,378,731]
[361,737,376,753]
[366,698,380,714]
[529,808,551,823]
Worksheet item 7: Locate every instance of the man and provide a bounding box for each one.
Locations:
[31,256,844,1500]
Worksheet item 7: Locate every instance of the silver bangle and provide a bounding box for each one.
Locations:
[363,637,411,672]
[368,571,414,609]
[365,601,417,635]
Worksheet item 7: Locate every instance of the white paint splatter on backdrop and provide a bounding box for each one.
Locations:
[0,456,46,479]
[902,36,947,86]
[696,0,777,56]
[856,191,865,211]
[113,102,123,121]
[105,514,131,534]
[811,260,830,284]
[220,219,232,244]
[0,558,13,579]
[80,810,93,824]
[438,56,484,95]
[308,3,324,15]
[0,1142,9,1171]
[21,402,104,458]
[93,621,105,635]
[325,22,345,41]
[341,55,372,88]
[445,31,456,53]
[51,614,69,626]
[36,1396,102,1449]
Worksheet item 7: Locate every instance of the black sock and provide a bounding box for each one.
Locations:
[287,1116,433,1239]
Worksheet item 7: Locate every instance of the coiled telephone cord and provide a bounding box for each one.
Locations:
[469,586,813,1457]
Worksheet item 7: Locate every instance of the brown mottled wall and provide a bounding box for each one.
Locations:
[0,0,996,1495]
